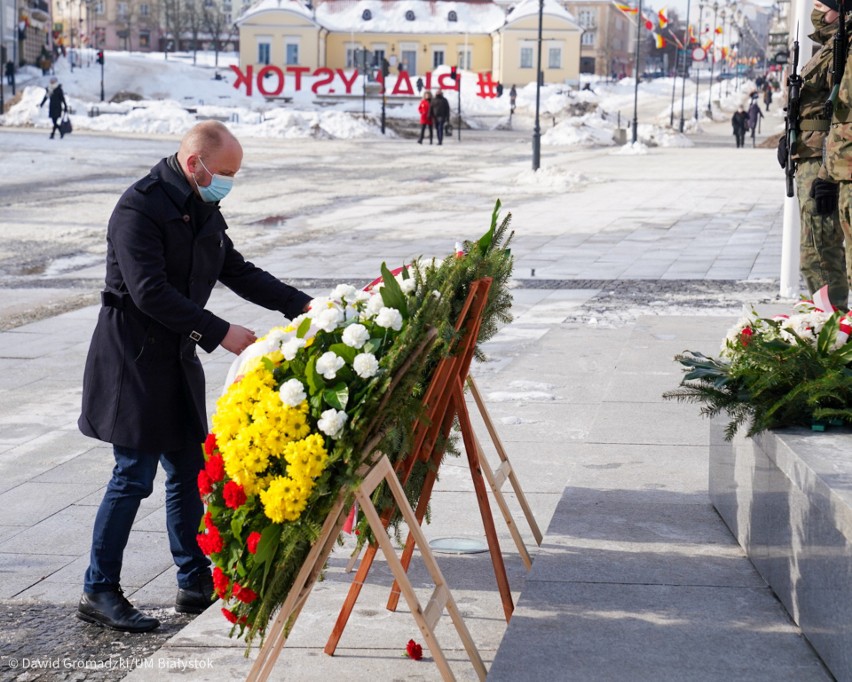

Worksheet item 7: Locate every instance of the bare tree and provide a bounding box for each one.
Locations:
[116,0,137,51]
[184,0,204,64]
[162,0,187,54]
[202,0,235,67]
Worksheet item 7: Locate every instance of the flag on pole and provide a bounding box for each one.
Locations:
[655,33,667,49]
[643,14,655,30]
[715,26,723,34]
[614,2,638,14]
[688,25,696,42]
[658,7,669,28]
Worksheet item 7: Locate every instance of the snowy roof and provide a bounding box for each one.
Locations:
[315,0,507,34]
[506,0,578,25]
[237,0,318,24]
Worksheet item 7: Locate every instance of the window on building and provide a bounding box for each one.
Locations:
[117,2,127,16]
[95,0,104,15]
[140,3,149,16]
[405,10,415,20]
[433,49,444,68]
[448,10,457,22]
[257,40,271,65]
[362,9,371,20]
[346,45,356,68]
[285,42,299,65]
[581,31,595,47]
[224,12,231,23]
[548,47,561,69]
[578,9,595,27]
[139,30,150,47]
[457,49,471,69]
[520,46,533,68]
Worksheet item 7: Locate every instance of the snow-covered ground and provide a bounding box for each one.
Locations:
[1,49,762,146]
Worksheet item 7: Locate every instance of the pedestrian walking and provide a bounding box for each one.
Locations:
[417,90,433,145]
[4,60,13,86]
[430,88,451,145]
[789,0,848,309]
[731,106,748,148]
[76,121,312,633]
[747,97,763,147]
[39,77,68,139]
[509,84,517,114]
[763,83,773,111]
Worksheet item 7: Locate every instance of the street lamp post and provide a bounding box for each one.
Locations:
[706,1,719,116]
[631,0,643,143]
[694,1,705,119]
[678,0,692,131]
[532,0,543,170]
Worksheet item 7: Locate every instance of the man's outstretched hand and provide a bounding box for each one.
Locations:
[221,324,257,355]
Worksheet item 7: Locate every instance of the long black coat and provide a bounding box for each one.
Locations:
[79,156,311,452]
[430,94,450,122]
[40,85,67,120]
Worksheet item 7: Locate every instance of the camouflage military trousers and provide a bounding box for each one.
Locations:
[797,158,848,309]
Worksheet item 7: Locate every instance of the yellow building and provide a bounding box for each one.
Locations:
[236,0,581,92]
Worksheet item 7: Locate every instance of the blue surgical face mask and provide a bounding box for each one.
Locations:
[195,157,234,203]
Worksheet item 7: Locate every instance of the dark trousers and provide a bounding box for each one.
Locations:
[435,119,445,145]
[49,117,62,138]
[84,443,209,593]
[734,131,745,147]
[418,123,433,144]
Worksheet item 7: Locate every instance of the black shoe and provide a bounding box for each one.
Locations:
[417,139,422,144]
[77,589,160,633]
[49,134,54,139]
[175,573,214,614]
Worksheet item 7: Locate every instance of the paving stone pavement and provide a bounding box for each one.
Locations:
[0,114,834,681]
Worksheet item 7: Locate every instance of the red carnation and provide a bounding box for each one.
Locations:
[740,326,754,348]
[221,607,247,625]
[246,532,262,555]
[196,530,223,555]
[197,470,213,497]
[223,481,247,509]
[405,639,423,660]
[212,566,230,599]
[232,583,258,604]
[205,453,225,483]
[204,433,218,456]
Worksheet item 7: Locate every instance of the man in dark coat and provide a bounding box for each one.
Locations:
[429,89,451,145]
[731,106,748,148]
[39,77,68,139]
[76,121,311,633]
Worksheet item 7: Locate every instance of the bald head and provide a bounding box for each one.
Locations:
[177,121,243,198]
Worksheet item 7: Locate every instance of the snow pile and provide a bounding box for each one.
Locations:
[514,167,595,191]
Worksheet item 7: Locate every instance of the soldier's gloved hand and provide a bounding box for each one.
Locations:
[810,179,839,216]
[776,136,787,168]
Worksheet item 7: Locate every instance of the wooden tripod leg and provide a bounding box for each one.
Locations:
[467,376,543,546]
[323,541,381,655]
[454,378,514,622]
[385,459,441,612]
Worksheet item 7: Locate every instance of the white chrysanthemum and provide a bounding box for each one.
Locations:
[363,293,385,318]
[315,307,344,332]
[353,352,379,378]
[398,278,416,294]
[318,408,348,439]
[331,284,358,301]
[308,296,331,313]
[375,307,403,331]
[354,290,371,303]
[282,337,306,361]
[278,378,307,407]
[316,351,345,379]
[342,323,370,349]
